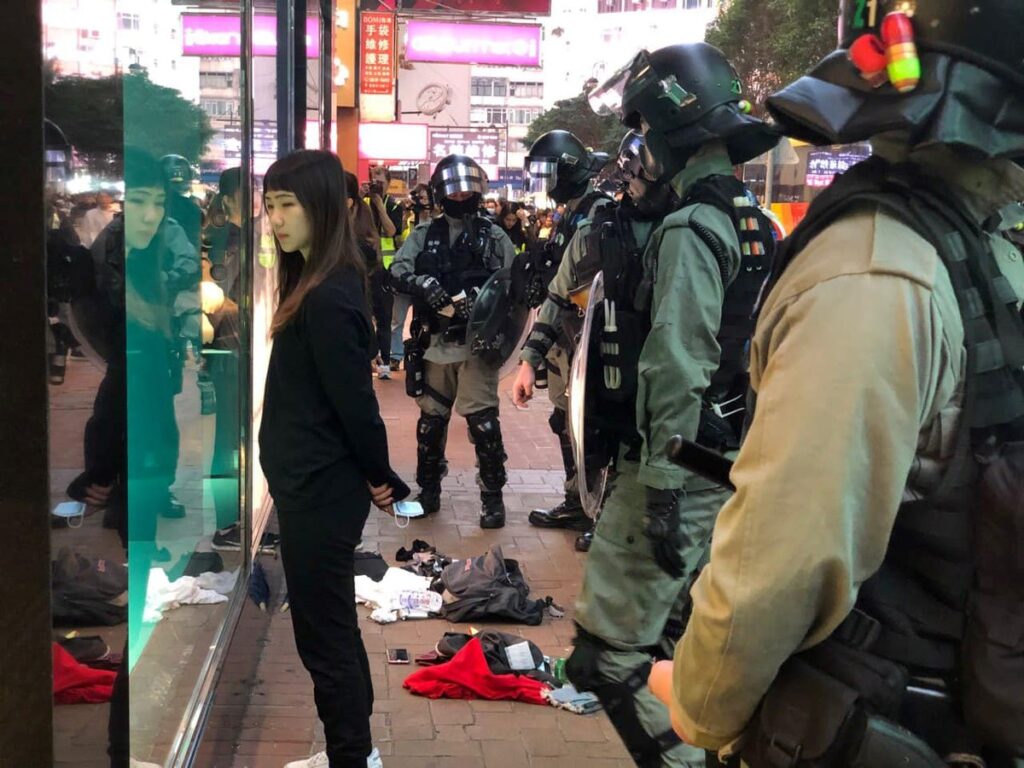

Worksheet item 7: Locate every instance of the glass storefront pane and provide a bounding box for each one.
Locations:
[122,3,247,762]
[44,0,255,763]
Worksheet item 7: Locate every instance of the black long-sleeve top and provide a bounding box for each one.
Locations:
[259,267,409,512]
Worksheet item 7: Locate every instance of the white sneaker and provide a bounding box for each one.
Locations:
[377,364,391,380]
[283,747,382,768]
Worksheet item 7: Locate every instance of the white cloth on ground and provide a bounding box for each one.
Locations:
[143,568,238,623]
[355,567,434,623]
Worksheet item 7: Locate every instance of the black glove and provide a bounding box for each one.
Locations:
[414,276,451,313]
[643,487,685,579]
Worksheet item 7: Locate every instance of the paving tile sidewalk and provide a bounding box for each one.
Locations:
[198,374,634,768]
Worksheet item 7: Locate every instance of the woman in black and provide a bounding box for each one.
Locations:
[258,150,408,768]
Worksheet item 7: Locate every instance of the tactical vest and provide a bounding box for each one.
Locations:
[756,156,1024,760]
[414,215,499,299]
[518,191,612,310]
[585,176,774,456]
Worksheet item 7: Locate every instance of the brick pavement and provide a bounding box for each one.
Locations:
[199,372,635,768]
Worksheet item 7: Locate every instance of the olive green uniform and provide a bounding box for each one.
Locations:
[391,215,517,417]
[570,143,743,768]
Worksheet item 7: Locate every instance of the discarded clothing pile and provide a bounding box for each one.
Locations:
[355,566,440,624]
[396,539,451,580]
[143,567,238,623]
[404,630,601,714]
[52,643,117,705]
[404,631,553,705]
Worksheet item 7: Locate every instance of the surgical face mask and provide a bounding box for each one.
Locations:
[442,195,480,218]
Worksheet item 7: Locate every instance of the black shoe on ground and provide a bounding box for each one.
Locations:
[212,523,241,551]
[389,357,403,371]
[479,492,505,529]
[528,499,592,531]
[416,487,442,516]
[575,531,594,552]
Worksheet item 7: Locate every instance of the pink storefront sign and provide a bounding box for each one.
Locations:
[182,14,319,58]
[404,21,541,67]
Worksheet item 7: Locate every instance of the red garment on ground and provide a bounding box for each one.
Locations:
[52,643,117,704]
[402,636,548,705]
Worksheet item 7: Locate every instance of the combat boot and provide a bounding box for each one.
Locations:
[416,486,442,516]
[415,414,449,516]
[480,490,506,529]
[529,494,592,530]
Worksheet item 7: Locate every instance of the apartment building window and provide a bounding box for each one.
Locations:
[201,99,236,117]
[509,108,542,125]
[200,72,235,89]
[471,77,509,97]
[510,82,543,99]
[118,13,140,30]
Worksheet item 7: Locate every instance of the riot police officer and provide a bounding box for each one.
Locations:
[513,130,675,552]
[512,130,612,535]
[562,43,779,768]
[390,155,518,529]
[649,3,1024,767]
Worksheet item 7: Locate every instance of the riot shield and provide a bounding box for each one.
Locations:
[466,267,530,373]
[567,271,609,519]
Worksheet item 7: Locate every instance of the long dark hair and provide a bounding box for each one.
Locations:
[266,150,365,335]
[344,170,380,251]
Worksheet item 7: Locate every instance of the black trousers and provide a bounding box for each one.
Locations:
[369,270,393,363]
[278,498,374,767]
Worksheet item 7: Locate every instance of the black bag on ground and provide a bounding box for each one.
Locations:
[438,545,546,626]
[51,547,128,626]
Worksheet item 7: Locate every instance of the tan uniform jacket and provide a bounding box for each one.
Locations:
[670,146,1024,752]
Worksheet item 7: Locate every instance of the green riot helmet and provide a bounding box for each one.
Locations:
[767,0,1024,159]
[524,130,609,204]
[430,154,489,217]
[590,43,779,181]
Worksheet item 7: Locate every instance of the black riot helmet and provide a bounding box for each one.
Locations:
[430,154,489,218]
[590,43,779,181]
[161,154,193,196]
[767,0,1024,159]
[524,130,609,204]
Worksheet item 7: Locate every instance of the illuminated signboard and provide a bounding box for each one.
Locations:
[359,11,397,122]
[805,147,871,188]
[360,0,551,15]
[405,21,542,67]
[358,123,429,161]
[427,126,502,179]
[181,14,319,57]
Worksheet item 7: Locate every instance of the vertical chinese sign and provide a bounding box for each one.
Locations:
[359,11,396,123]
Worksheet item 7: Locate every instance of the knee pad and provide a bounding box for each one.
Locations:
[466,408,506,490]
[548,407,567,437]
[417,413,448,446]
[567,629,680,768]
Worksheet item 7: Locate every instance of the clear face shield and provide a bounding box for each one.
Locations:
[589,49,700,129]
[523,157,559,197]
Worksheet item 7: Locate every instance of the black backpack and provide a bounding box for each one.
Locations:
[51,547,128,627]
[438,545,547,626]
